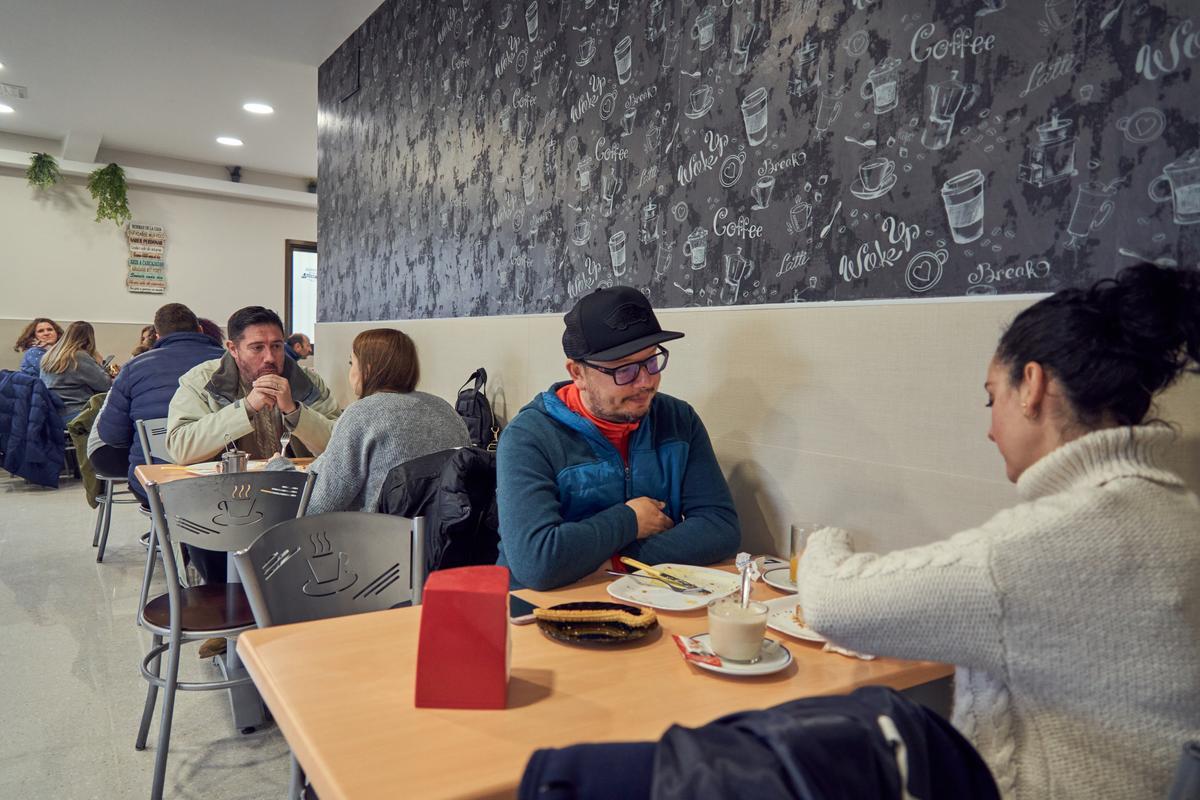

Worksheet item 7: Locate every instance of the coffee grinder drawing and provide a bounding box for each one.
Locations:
[1018,114,1078,188]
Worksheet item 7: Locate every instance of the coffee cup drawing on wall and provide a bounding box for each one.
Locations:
[741,87,770,146]
[860,57,902,115]
[942,169,987,245]
[692,7,716,52]
[851,156,897,200]
[1149,150,1200,226]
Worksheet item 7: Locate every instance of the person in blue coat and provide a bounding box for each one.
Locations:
[496,286,740,590]
[91,303,225,502]
[13,317,63,376]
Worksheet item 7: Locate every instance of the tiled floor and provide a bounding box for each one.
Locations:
[0,474,289,799]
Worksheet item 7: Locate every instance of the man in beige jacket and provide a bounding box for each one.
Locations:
[166,306,340,466]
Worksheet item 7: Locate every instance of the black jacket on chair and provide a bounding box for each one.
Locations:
[378,446,500,575]
[519,686,999,800]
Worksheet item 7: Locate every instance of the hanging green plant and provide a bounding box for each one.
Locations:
[26,152,62,188]
[87,163,133,226]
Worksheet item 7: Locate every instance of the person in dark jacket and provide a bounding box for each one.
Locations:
[91,303,225,502]
[496,286,740,590]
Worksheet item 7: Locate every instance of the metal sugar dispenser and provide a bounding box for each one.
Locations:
[220,433,249,474]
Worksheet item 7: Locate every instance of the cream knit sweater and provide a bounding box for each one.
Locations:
[798,426,1200,800]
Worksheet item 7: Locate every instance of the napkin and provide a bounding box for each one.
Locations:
[672,634,722,667]
[822,642,877,661]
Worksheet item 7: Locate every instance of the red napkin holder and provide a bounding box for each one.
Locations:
[414,565,510,709]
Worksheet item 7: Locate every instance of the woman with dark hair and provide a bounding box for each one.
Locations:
[798,263,1200,799]
[14,317,64,376]
[39,321,115,421]
[130,324,157,356]
[197,317,223,345]
[305,328,470,514]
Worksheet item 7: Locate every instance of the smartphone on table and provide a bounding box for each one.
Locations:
[508,594,539,625]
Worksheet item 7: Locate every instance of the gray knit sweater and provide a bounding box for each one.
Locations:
[798,426,1200,800]
[306,391,470,515]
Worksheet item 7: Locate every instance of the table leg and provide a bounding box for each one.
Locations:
[216,551,267,732]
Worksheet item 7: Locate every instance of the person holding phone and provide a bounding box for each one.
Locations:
[38,320,113,422]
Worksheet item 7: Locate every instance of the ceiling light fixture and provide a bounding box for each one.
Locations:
[243,102,274,114]
[216,136,243,146]
[0,103,13,114]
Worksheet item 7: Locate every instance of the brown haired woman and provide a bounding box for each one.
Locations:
[39,321,114,421]
[306,328,470,514]
[14,317,64,376]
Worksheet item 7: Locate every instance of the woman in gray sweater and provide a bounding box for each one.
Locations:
[39,321,114,421]
[306,328,470,515]
[798,263,1200,799]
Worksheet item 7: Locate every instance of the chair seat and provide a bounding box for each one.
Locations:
[143,583,255,632]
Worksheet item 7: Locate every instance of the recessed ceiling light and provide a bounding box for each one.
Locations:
[216,136,243,146]
[0,103,13,114]
[243,102,274,115]
[0,63,5,70]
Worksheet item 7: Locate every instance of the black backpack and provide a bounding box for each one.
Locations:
[455,368,500,450]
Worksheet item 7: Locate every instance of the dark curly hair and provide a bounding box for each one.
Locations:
[996,263,1200,427]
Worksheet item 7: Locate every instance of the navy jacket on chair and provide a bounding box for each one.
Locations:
[0,369,66,487]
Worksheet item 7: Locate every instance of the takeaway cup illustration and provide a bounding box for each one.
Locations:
[941,169,986,244]
[741,87,769,146]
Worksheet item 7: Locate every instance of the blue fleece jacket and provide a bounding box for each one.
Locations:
[496,382,740,590]
[94,331,225,495]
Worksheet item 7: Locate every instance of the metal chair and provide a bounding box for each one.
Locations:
[132,418,177,612]
[137,470,315,800]
[91,467,141,562]
[93,416,169,563]
[233,512,426,799]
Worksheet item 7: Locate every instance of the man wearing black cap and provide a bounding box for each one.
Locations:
[496,286,740,590]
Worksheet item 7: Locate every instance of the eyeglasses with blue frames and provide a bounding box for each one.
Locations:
[579,347,669,385]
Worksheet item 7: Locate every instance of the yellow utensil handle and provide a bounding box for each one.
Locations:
[619,557,687,587]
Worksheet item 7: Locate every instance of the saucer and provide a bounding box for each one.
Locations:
[684,95,715,119]
[762,567,797,593]
[688,634,792,676]
[850,172,897,200]
[576,48,596,67]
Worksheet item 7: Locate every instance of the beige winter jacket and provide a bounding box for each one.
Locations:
[166,353,340,465]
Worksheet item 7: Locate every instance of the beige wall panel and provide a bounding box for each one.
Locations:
[316,300,1200,555]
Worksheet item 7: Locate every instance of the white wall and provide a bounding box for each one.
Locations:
[0,166,316,329]
[315,301,1200,558]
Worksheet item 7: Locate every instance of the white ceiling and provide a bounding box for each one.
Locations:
[0,0,383,177]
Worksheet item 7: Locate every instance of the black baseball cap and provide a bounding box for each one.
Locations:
[562,286,684,361]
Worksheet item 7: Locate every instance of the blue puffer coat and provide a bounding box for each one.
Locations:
[0,369,66,487]
[94,331,225,494]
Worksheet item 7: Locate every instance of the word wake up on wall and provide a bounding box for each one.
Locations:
[317,0,1199,321]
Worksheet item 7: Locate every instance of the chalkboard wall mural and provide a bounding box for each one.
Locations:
[317,0,1199,321]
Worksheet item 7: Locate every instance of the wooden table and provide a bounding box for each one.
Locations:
[134,458,314,488]
[238,568,952,800]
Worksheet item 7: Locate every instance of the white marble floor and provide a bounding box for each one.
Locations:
[0,473,289,799]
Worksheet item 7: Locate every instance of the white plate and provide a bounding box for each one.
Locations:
[687,634,792,676]
[762,566,797,593]
[606,564,740,611]
[763,595,826,643]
